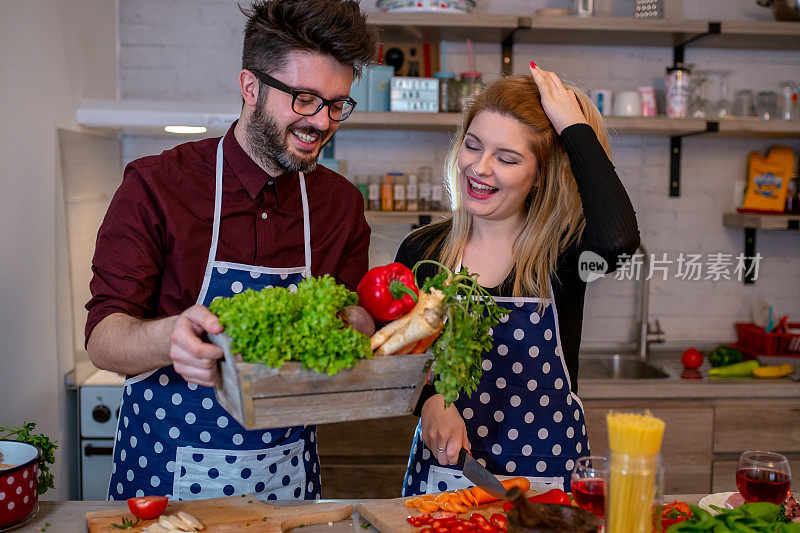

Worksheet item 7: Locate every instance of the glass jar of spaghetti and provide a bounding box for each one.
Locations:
[607,452,664,533]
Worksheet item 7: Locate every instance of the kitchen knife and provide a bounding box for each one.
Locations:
[457,448,508,500]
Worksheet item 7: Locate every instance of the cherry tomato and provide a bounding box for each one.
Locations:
[502,501,513,513]
[681,348,703,370]
[469,513,489,526]
[489,513,507,531]
[434,527,450,533]
[417,513,432,525]
[420,528,434,533]
[126,495,169,520]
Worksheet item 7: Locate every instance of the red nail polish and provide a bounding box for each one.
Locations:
[530,61,537,69]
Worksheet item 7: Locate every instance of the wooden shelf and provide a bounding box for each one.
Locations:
[365,211,449,225]
[366,12,519,42]
[517,15,710,48]
[343,111,461,130]
[704,20,800,50]
[723,212,800,230]
[713,118,800,138]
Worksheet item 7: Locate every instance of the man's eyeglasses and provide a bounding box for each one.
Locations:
[248,69,357,122]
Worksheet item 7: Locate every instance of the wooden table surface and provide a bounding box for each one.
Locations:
[6,495,707,532]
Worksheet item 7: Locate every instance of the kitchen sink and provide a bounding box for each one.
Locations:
[578,354,670,380]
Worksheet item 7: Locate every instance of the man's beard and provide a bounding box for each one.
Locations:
[244,95,330,175]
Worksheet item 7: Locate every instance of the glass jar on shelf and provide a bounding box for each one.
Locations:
[368,175,381,211]
[392,173,406,211]
[380,174,394,211]
[418,165,434,211]
[459,72,483,110]
[406,174,419,211]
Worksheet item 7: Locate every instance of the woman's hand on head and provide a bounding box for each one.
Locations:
[529,61,588,135]
[420,394,471,466]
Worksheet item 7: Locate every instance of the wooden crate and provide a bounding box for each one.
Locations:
[210,333,433,429]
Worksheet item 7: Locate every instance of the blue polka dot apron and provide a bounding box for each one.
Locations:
[402,279,589,496]
[108,139,321,502]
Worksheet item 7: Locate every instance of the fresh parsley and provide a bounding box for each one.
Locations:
[0,422,57,495]
[414,261,508,405]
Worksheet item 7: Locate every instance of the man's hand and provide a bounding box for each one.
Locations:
[420,394,470,466]
[169,305,225,387]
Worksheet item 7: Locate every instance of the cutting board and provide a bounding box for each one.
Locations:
[86,496,353,533]
[357,491,536,533]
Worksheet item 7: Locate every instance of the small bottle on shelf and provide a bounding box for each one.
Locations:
[393,173,407,211]
[368,175,381,211]
[406,174,419,212]
[430,178,444,211]
[354,175,369,210]
[418,165,433,212]
[380,174,394,211]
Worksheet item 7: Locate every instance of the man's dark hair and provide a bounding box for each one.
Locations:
[240,0,378,79]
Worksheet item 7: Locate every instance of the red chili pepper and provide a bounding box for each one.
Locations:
[528,489,571,506]
[357,263,419,323]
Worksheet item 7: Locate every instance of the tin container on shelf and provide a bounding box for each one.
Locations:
[210,333,434,429]
[665,63,691,118]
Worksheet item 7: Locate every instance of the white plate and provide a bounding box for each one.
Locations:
[698,492,738,515]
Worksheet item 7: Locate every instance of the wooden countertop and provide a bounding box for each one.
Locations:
[14,496,707,532]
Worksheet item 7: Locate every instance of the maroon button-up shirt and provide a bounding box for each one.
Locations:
[86,124,370,344]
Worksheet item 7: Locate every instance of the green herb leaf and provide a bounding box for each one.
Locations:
[414,261,508,405]
[0,422,57,495]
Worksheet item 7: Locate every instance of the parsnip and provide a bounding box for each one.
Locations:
[370,288,445,352]
[375,307,443,356]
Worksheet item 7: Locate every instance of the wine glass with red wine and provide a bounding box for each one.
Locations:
[571,456,608,519]
[736,450,792,504]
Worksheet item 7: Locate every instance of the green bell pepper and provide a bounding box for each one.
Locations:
[707,345,743,368]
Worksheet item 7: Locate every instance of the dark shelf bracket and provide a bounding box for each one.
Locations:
[744,227,756,285]
[669,121,718,197]
[673,21,721,65]
[501,28,522,77]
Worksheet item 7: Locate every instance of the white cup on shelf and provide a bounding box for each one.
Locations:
[613,90,642,116]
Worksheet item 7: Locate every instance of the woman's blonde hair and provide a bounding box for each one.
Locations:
[419,75,612,299]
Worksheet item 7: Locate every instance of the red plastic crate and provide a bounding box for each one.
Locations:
[734,322,800,357]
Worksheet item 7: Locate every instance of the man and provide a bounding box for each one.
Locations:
[86,0,378,501]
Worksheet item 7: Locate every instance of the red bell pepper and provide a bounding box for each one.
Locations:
[357,263,419,323]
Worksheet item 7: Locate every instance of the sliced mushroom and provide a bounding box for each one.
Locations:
[177,511,205,530]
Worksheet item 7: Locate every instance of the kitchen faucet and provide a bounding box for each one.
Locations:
[637,243,665,359]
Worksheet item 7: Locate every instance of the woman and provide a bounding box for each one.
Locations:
[397,62,640,496]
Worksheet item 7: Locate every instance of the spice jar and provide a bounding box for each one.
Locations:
[392,173,406,211]
[380,174,394,211]
[368,175,381,211]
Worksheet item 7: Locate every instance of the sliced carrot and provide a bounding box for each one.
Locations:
[420,501,439,513]
[463,488,478,507]
[434,492,449,504]
[404,499,415,508]
[456,489,472,508]
[470,477,531,504]
[420,494,436,501]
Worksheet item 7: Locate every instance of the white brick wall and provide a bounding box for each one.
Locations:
[119,0,800,348]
